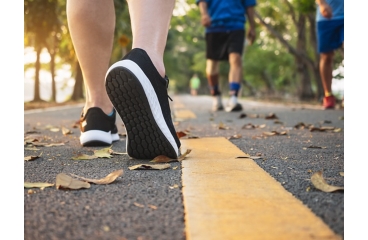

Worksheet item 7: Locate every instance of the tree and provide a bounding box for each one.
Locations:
[24,0,60,102]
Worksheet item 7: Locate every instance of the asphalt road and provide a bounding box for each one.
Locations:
[24,94,344,240]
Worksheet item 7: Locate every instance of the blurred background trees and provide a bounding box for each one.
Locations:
[24,0,344,103]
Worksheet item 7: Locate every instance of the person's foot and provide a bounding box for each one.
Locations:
[105,48,181,159]
[212,95,224,111]
[79,107,120,146]
[323,95,336,109]
[225,95,243,112]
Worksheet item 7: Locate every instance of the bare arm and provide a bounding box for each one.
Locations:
[316,0,332,19]
[198,1,211,27]
[246,6,256,45]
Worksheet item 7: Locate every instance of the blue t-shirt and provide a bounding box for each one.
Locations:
[316,0,344,22]
[196,0,257,32]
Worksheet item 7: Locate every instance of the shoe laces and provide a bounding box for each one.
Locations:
[164,75,173,101]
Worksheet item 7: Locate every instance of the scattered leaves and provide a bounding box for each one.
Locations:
[150,149,191,163]
[310,171,344,192]
[24,182,54,190]
[265,113,278,120]
[218,122,230,130]
[227,134,242,140]
[24,154,42,161]
[72,154,97,160]
[128,164,171,170]
[238,113,247,119]
[94,146,113,158]
[262,131,287,136]
[70,169,123,185]
[62,127,72,135]
[55,173,91,190]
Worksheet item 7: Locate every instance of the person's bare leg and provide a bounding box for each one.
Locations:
[67,0,115,115]
[206,59,220,95]
[319,51,334,96]
[126,0,175,77]
[228,52,243,96]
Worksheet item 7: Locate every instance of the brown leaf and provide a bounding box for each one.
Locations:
[169,184,179,189]
[134,202,145,208]
[24,155,41,161]
[307,145,327,149]
[71,169,123,185]
[62,127,72,135]
[265,113,278,119]
[310,171,344,192]
[257,124,266,129]
[227,134,242,140]
[55,173,91,190]
[177,149,192,161]
[72,153,97,160]
[263,131,277,136]
[93,146,113,158]
[150,155,175,163]
[248,114,259,118]
[49,128,60,132]
[218,122,230,130]
[242,123,255,129]
[176,131,188,139]
[128,164,171,170]
[45,143,65,147]
[238,113,247,119]
[24,182,54,190]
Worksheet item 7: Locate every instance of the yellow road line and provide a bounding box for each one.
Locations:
[181,137,341,240]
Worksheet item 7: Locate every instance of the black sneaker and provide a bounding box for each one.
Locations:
[105,48,181,159]
[79,107,120,146]
[225,102,243,112]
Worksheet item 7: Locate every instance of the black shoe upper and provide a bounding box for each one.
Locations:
[80,107,118,134]
[122,48,181,150]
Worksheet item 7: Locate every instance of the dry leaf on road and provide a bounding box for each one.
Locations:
[24,182,54,190]
[94,146,113,158]
[56,173,90,190]
[71,169,123,185]
[24,155,41,161]
[128,164,171,170]
[311,171,344,193]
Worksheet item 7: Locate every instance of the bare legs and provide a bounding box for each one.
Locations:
[67,0,115,115]
[319,51,334,96]
[127,0,175,77]
[67,0,175,115]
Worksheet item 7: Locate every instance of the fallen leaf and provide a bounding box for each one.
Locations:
[172,166,178,170]
[62,127,72,135]
[218,122,229,130]
[45,143,65,147]
[134,202,145,208]
[24,155,41,161]
[265,113,278,120]
[339,172,344,177]
[238,113,247,119]
[227,134,242,140]
[334,128,342,132]
[150,155,175,163]
[71,169,123,185]
[72,154,97,160]
[148,204,157,210]
[177,149,192,161]
[24,182,54,190]
[169,184,179,189]
[128,164,171,170]
[307,145,327,149]
[248,114,259,118]
[250,156,262,160]
[274,120,284,124]
[94,146,113,158]
[263,131,277,136]
[49,128,60,132]
[110,150,127,155]
[55,173,91,190]
[24,147,40,151]
[257,124,266,129]
[176,131,189,139]
[310,171,344,192]
[242,123,255,129]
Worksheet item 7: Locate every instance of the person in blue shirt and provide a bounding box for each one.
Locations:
[197,0,257,112]
[316,0,344,109]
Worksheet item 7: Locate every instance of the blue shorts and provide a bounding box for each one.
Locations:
[317,19,344,53]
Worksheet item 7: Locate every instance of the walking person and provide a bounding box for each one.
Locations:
[315,0,344,109]
[67,0,181,159]
[189,74,201,96]
[196,0,257,112]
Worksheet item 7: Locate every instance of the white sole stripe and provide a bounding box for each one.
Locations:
[106,60,179,156]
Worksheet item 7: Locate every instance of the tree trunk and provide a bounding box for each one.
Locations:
[71,61,85,100]
[296,14,314,100]
[307,13,324,100]
[50,49,56,102]
[33,46,42,102]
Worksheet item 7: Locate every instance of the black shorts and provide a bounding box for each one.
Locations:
[205,29,245,61]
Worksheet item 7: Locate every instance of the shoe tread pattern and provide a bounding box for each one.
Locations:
[106,67,177,159]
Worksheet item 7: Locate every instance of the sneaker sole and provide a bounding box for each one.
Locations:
[80,130,119,146]
[105,60,179,159]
